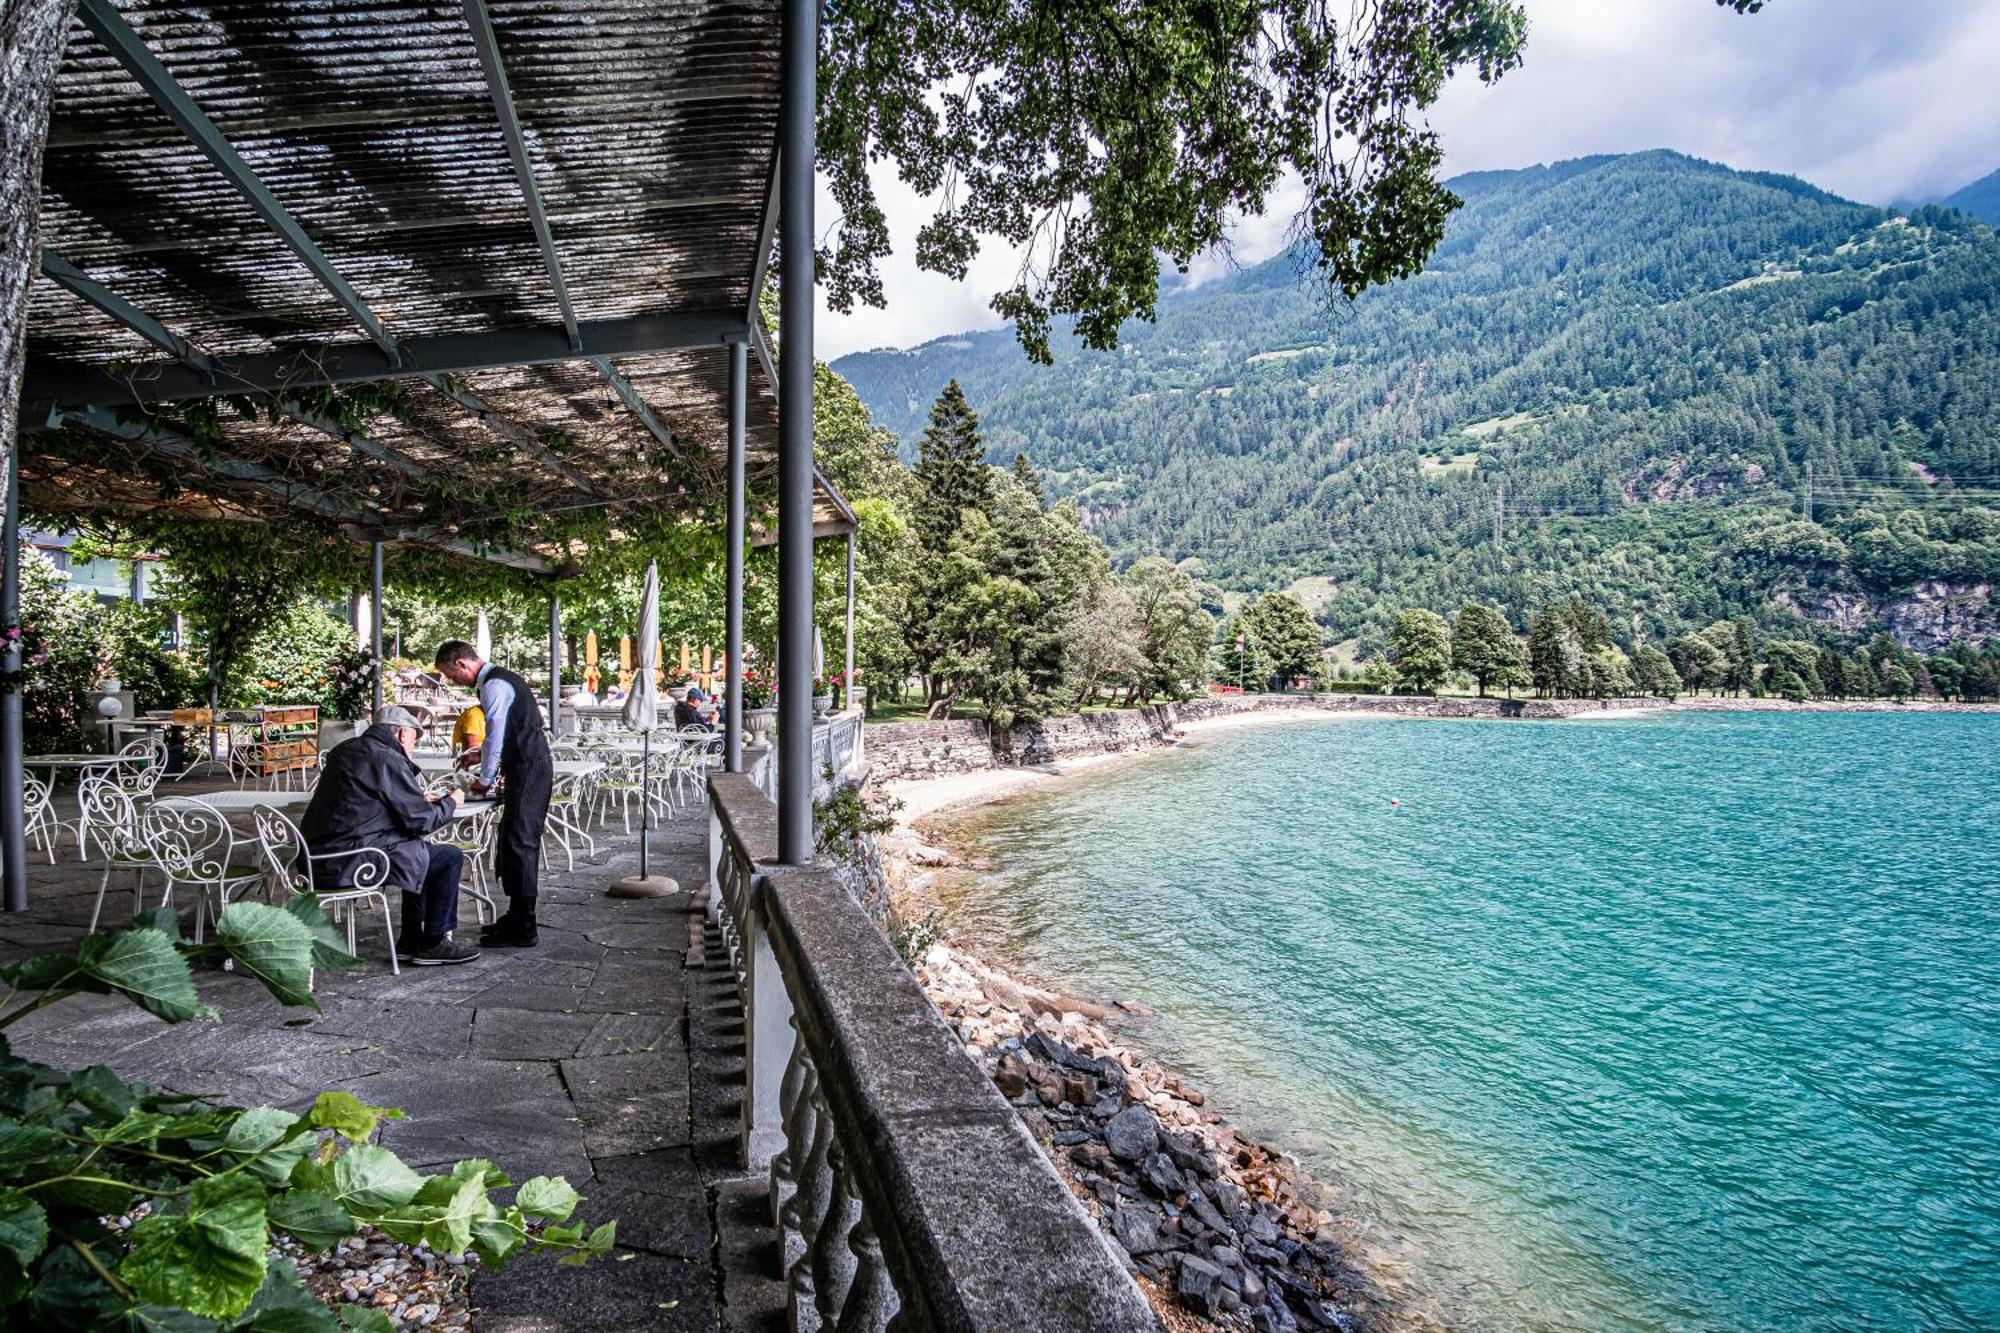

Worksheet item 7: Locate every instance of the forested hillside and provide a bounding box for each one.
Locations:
[834,151,2000,653]
[1938,166,2000,227]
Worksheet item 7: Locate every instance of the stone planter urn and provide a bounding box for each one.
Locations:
[812,693,834,719]
[318,719,365,752]
[743,707,778,743]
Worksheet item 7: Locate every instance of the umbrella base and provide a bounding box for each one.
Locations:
[608,874,678,899]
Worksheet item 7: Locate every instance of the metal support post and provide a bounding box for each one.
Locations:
[776,0,817,863]
[370,542,384,715]
[1,460,25,911]
[843,530,856,712]
[726,337,747,773]
[548,595,562,733]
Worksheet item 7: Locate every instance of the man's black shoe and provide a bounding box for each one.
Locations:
[478,917,539,948]
[408,937,482,966]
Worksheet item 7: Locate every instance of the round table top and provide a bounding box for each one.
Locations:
[26,752,147,767]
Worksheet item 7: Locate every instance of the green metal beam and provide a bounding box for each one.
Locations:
[76,0,402,359]
[24,309,750,411]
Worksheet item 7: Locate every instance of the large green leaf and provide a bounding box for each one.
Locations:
[301,1091,400,1143]
[334,1307,395,1333]
[231,1257,342,1333]
[321,1144,424,1217]
[1,953,83,994]
[225,1107,312,1186]
[69,1063,141,1119]
[0,1121,75,1173]
[132,906,184,941]
[469,1209,526,1266]
[515,1175,581,1223]
[266,1188,354,1251]
[282,897,362,973]
[419,1175,486,1256]
[76,928,211,1024]
[88,1108,235,1145]
[216,904,318,1010]
[123,1173,271,1319]
[0,1187,48,1270]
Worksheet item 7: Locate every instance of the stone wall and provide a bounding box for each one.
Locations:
[865,694,1672,781]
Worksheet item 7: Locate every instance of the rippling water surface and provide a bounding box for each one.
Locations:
[938,712,2000,1332]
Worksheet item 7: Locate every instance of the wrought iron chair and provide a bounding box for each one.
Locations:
[252,808,402,974]
[134,799,266,944]
[82,777,155,932]
[540,770,598,873]
[21,775,62,866]
[431,803,498,927]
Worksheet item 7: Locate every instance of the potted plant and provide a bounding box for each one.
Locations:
[741,663,777,743]
[812,673,835,719]
[319,644,375,750]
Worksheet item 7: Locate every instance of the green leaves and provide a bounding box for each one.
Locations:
[0,1188,48,1297]
[282,897,362,974]
[215,905,319,1011]
[77,927,212,1024]
[515,1176,580,1222]
[300,1092,401,1144]
[265,1189,353,1251]
[123,1173,269,1319]
[0,970,617,1328]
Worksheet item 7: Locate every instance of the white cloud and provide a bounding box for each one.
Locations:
[816,0,2000,360]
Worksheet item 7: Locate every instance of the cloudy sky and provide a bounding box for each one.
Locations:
[816,0,2000,360]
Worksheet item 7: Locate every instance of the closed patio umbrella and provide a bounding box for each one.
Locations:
[584,630,600,694]
[474,610,492,662]
[611,561,673,897]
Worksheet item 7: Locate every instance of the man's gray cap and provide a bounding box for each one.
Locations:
[374,704,425,730]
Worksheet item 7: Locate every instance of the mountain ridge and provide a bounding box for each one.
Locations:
[832,149,2000,649]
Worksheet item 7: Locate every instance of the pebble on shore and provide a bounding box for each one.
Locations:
[912,940,1381,1332]
[275,1227,475,1331]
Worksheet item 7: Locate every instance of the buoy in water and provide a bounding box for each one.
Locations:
[1389,797,1400,807]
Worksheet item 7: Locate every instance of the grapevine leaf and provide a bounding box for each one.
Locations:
[216,904,318,1010]
[514,1175,580,1223]
[282,896,362,973]
[234,1257,341,1332]
[68,1063,140,1119]
[132,905,184,940]
[266,1188,354,1250]
[226,1107,312,1185]
[303,1091,401,1143]
[470,1209,525,1266]
[420,1174,485,1256]
[76,927,211,1024]
[336,1307,396,1333]
[326,1143,424,1216]
[122,1172,270,1319]
[0,1187,48,1269]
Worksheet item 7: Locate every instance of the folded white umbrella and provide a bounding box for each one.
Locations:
[622,561,661,735]
[474,609,492,662]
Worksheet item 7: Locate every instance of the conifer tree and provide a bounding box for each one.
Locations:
[1011,452,1046,507]
[913,380,991,550]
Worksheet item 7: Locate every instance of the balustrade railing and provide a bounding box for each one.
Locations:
[707,771,1159,1333]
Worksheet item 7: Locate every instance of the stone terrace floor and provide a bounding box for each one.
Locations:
[0,780,786,1332]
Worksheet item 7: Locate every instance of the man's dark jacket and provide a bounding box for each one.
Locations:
[301,724,454,891]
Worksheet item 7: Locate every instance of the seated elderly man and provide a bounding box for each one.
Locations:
[301,704,480,966]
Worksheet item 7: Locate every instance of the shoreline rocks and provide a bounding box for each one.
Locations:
[912,940,1379,1331]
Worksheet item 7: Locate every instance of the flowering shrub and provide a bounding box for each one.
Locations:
[741,662,775,708]
[325,645,376,719]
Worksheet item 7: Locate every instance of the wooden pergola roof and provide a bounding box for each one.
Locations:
[17,0,851,573]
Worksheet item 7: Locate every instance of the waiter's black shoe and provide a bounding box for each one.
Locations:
[479,911,538,948]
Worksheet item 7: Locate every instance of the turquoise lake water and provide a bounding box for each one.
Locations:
[937,711,2000,1332]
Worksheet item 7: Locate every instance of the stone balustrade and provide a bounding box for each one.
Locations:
[707,770,1161,1332]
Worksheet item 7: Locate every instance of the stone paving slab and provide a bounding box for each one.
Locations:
[0,779,767,1331]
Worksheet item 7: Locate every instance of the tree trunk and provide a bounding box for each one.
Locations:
[1,0,73,492]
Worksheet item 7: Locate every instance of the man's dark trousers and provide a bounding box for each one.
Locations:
[400,843,464,948]
[495,766,551,910]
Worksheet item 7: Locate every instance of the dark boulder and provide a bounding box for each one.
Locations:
[1104,1105,1159,1162]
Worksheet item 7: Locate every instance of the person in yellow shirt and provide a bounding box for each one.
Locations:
[451,703,487,769]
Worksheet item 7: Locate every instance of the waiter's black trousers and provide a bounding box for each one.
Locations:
[496,767,552,905]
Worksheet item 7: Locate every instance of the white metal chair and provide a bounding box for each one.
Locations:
[431,805,498,927]
[133,799,265,943]
[22,776,62,865]
[540,770,597,872]
[252,808,401,974]
[82,779,154,932]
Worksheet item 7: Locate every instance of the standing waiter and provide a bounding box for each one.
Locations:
[433,639,551,948]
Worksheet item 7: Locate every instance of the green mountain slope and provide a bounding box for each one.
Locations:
[1938,166,2000,226]
[833,151,2000,650]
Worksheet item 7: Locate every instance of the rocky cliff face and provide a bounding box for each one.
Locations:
[1781,581,1995,651]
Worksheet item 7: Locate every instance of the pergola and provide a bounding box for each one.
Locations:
[1,0,831,908]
